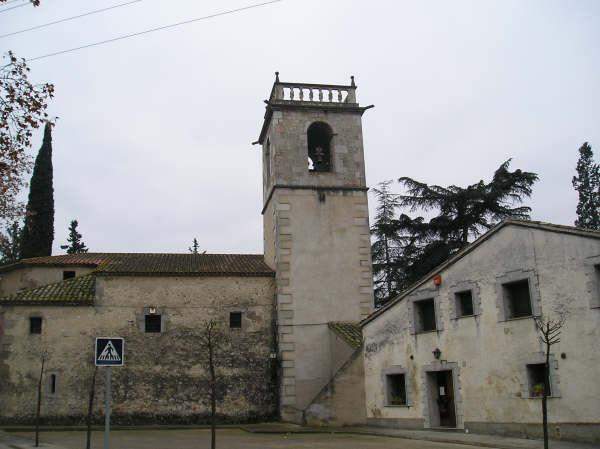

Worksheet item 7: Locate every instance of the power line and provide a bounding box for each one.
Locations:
[1,0,144,39]
[27,0,283,62]
[0,2,28,14]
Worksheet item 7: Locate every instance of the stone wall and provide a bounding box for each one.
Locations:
[363,225,600,443]
[261,108,367,199]
[0,275,277,424]
[265,187,373,421]
[261,104,375,422]
[305,349,367,427]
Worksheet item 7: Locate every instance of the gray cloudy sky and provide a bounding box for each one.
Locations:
[2,0,599,254]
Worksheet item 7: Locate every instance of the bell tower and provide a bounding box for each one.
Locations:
[256,73,374,422]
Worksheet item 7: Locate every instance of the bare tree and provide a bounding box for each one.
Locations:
[34,350,48,447]
[198,320,228,449]
[0,52,54,227]
[85,365,98,449]
[533,312,567,449]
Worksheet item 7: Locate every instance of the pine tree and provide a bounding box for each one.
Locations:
[189,238,200,254]
[0,221,22,265]
[572,142,600,230]
[60,220,88,254]
[20,122,54,259]
[371,181,403,307]
[398,159,538,245]
[372,160,538,305]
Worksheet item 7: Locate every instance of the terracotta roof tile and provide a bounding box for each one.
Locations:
[0,253,274,277]
[0,274,95,305]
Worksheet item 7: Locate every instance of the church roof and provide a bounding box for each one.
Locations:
[0,274,95,305]
[0,253,274,277]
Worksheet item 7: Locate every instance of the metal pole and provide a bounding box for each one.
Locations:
[104,367,111,449]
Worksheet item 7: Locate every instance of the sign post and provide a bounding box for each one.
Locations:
[104,367,111,449]
[95,337,124,449]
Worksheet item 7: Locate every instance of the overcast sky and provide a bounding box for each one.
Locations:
[2,0,599,254]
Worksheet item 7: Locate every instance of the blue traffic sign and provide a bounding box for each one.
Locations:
[95,337,124,366]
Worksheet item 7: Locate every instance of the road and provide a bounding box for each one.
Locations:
[9,429,502,449]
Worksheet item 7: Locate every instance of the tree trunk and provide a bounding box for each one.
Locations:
[86,366,98,449]
[542,338,550,449]
[35,356,45,447]
[383,235,393,301]
[209,333,216,449]
[461,225,469,246]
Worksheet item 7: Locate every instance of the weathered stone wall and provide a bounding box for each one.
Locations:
[0,266,96,297]
[265,187,373,421]
[305,347,367,427]
[262,108,367,199]
[262,104,374,422]
[0,275,277,424]
[363,226,600,443]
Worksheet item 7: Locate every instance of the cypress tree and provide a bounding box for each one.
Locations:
[189,238,200,254]
[60,220,88,254]
[20,122,54,259]
[572,142,600,230]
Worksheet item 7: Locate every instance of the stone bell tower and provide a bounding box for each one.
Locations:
[255,73,374,422]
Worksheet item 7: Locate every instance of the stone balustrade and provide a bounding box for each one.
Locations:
[270,74,357,105]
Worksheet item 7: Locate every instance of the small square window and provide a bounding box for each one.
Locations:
[144,315,162,333]
[503,279,532,318]
[386,373,407,406]
[30,317,42,334]
[229,312,242,329]
[455,290,474,317]
[415,298,436,332]
[527,363,550,397]
[63,271,76,280]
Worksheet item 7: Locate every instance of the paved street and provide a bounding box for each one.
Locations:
[9,429,502,449]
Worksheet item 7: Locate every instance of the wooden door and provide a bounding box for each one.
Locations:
[437,370,456,427]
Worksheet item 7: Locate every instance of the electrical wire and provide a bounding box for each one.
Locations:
[0,1,28,14]
[1,0,144,39]
[27,0,283,62]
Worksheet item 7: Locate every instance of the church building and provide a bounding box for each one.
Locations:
[0,75,374,425]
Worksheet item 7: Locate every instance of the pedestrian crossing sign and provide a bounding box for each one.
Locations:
[95,337,124,366]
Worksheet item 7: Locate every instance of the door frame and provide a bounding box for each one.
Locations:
[421,361,463,429]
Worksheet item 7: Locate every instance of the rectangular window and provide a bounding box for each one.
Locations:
[144,315,162,333]
[503,279,533,318]
[527,363,550,397]
[50,374,57,394]
[595,265,600,299]
[229,312,242,329]
[415,298,437,332]
[30,317,42,334]
[386,373,407,406]
[63,271,76,280]
[455,290,474,317]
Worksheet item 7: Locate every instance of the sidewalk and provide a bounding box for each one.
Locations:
[241,423,599,449]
